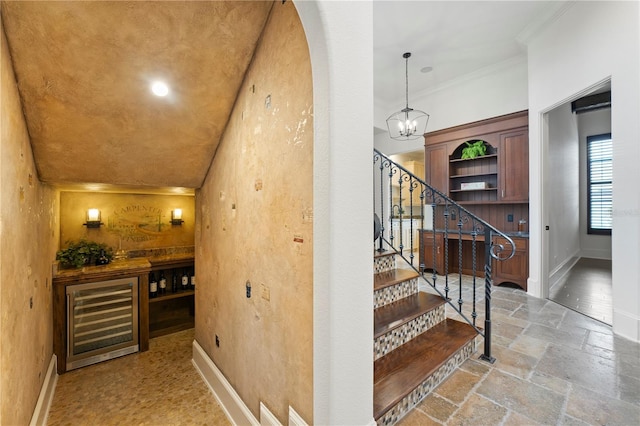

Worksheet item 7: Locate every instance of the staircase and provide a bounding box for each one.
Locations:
[373,148,517,425]
[373,251,478,425]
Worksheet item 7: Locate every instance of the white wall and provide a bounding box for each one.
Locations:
[578,108,612,259]
[547,103,580,274]
[295,2,375,425]
[528,1,640,341]
[374,56,529,156]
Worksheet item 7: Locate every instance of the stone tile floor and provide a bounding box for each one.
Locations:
[47,329,230,426]
[47,271,639,426]
[399,283,640,426]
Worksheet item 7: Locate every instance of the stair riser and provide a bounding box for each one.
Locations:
[374,278,418,309]
[374,254,396,274]
[377,340,476,426]
[374,305,445,360]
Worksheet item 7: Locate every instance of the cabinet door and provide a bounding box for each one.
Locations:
[420,231,444,274]
[499,129,529,202]
[425,145,448,197]
[492,237,528,291]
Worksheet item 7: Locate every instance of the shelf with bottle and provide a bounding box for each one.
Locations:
[148,266,195,301]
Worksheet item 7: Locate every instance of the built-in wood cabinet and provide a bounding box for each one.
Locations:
[53,255,195,374]
[424,145,448,195]
[419,230,444,274]
[499,128,529,202]
[422,110,529,290]
[148,257,195,339]
[492,236,528,290]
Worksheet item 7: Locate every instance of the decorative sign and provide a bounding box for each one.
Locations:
[106,204,169,242]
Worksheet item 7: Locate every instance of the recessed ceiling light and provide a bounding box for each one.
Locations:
[151,81,169,97]
[421,66,433,74]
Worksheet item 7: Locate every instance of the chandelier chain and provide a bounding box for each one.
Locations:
[405,54,409,109]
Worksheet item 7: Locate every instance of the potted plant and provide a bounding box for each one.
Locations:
[56,239,113,268]
[461,140,487,159]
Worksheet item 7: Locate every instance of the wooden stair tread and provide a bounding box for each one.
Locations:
[373,319,478,420]
[374,250,396,259]
[374,268,419,292]
[374,292,445,338]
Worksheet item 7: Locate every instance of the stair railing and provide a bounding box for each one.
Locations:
[374,148,516,363]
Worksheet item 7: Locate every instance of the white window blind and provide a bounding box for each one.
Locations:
[587,134,612,234]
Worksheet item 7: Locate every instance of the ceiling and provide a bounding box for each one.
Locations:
[1,1,566,191]
[373,1,566,105]
[1,1,272,190]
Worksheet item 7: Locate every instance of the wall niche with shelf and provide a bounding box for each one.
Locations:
[448,141,498,204]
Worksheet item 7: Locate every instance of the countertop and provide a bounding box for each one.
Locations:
[53,257,152,280]
[53,253,195,280]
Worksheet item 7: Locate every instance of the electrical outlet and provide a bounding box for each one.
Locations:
[507,214,513,222]
[215,335,220,347]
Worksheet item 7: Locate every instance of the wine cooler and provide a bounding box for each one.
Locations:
[66,277,139,371]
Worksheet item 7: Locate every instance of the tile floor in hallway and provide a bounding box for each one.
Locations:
[47,278,639,426]
[399,284,640,426]
[47,329,230,426]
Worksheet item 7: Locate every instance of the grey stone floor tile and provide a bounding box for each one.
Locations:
[492,344,539,379]
[448,393,508,425]
[509,334,549,359]
[512,305,565,328]
[536,343,621,401]
[566,384,640,425]
[523,323,587,349]
[477,370,565,425]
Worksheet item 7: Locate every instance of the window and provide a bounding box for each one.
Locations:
[587,133,612,235]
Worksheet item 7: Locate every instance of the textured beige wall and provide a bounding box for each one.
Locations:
[0,17,59,425]
[195,1,313,423]
[59,192,195,253]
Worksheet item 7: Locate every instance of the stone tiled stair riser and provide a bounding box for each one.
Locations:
[374,306,446,360]
[374,253,396,274]
[374,278,418,309]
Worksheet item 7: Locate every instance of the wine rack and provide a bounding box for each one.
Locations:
[147,258,195,338]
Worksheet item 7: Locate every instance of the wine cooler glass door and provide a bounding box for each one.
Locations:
[66,277,139,370]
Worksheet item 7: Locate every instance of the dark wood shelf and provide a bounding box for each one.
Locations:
[450,188,496,193]
[149,318,194,339]
[450,172,497,179]
[456,200,529,205]
[449,154,497,163]
[149,290,194,303]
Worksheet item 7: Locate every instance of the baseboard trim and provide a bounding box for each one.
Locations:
[192,340,259,426]
[260,402,282,426]
[29,354,58,426]
[288,406,308,426]
[549,255,580,290]
[613,308,640,343]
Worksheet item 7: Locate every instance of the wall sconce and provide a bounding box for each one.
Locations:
[84,209,103,228]
[171,209,184,226]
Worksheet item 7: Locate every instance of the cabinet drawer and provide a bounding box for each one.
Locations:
[493,236,527,251]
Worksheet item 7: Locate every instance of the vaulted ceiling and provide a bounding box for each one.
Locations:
[1,1,272,189]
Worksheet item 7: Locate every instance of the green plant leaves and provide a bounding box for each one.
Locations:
[56,239,114,268]
[461,140,487,159]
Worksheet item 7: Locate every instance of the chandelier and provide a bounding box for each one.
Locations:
[386,52,429,141]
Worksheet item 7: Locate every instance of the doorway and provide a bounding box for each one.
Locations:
[543,82,612,324]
